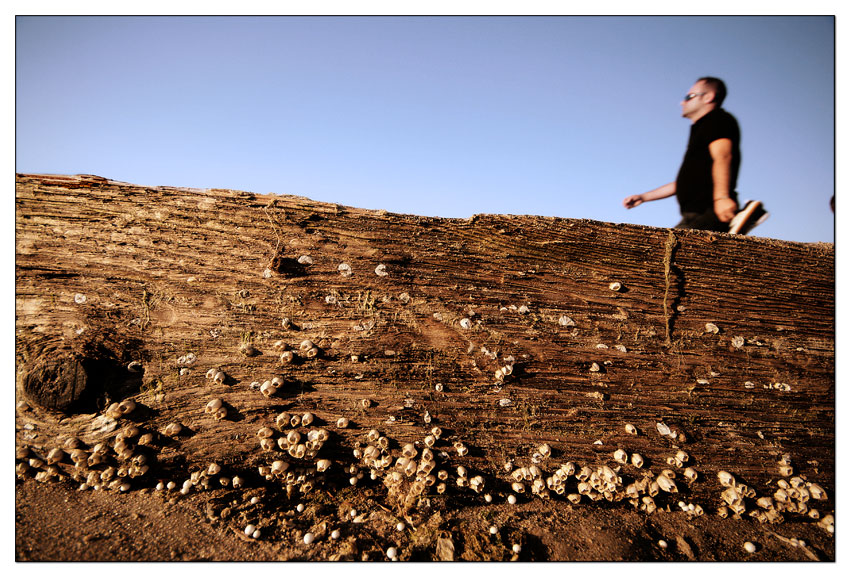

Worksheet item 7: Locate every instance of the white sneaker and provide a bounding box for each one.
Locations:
[729,200,769,235]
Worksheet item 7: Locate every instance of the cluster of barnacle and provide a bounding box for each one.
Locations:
[155,462,244,496]
[254,411,333,498]
[596,343,628,353]
[204,398,228,421]
[498,304,529,313]
[494,357,515,383]
[508,448,576,500]
[104,398,139,420]
[470,344,517,387]
[576,464,627,502]
[455,464,486,493]
[249,376,285,397]
[274,338,320,364]
[205,368,228,386]
[263,411,325,458]
[176,352,197,367]
[257,457,327,500]
[503,442,693,515]
[764,382,792,392]
[663,448,698,481]
[16,401,157,494]
[817,513,835,534]
[381,442,440,513]
[346,426,478,513]
[716,456,831,529]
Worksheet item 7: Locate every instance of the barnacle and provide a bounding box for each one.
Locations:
[240,343,258,357]
[655,474,678,493]
[299,339,314,351]
[807,483,827,500]
[717,470,736,487]
[118,399,136,415]
[655,422,676,439]
[558,315,576,327]
[286,430,302,446]
[613,449,628,464]
[46,448,64,465]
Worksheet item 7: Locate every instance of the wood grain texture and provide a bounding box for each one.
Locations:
[15,173,834,513]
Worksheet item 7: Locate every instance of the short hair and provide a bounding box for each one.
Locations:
[698,77,727,106]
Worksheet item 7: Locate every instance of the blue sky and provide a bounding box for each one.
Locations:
[15,15,836,243]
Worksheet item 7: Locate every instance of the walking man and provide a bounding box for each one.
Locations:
[623,77,767,234]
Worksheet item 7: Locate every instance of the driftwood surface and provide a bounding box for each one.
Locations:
[15,173,834,549]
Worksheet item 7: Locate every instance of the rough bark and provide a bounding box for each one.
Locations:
[15,173,834,548]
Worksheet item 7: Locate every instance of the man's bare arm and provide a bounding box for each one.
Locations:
[623,182,676,209]
[708,138,737,222]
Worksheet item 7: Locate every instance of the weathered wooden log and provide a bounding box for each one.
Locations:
[15,173,834,549]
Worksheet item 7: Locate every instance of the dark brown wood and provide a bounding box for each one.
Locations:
[15,173,834,530]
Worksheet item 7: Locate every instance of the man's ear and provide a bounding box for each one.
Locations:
[703,91,716,104]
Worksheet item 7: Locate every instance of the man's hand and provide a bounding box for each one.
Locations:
[625,183,677,209]
[714,197,737,222]
[623,194,644,209]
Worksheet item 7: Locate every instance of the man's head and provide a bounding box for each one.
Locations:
[681,77,727,123]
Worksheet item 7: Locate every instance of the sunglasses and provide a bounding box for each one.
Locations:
[684,92,706,101]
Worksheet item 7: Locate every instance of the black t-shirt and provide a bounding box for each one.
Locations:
[675,108,741,214]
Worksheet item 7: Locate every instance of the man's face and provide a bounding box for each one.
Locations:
[681,81,713,121]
